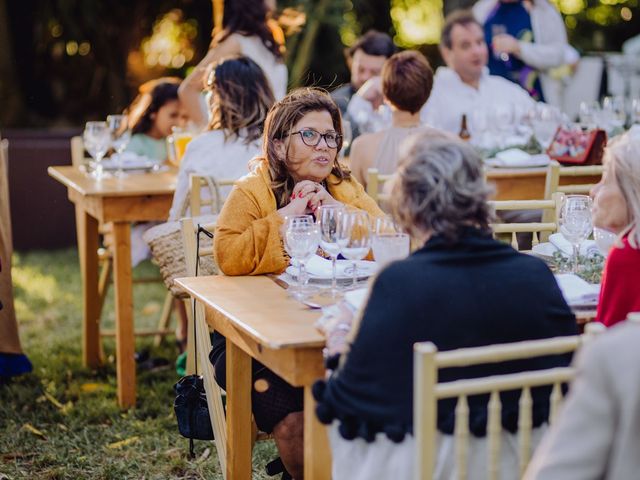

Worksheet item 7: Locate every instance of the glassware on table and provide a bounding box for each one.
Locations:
[107,114,131,178]
[531,104,561,149]
[372,216,410,268]
[83,121,112,180]
[284,215,320,299]
[491,24,509,62]
[579,101,601,129]
[341,120,353,151]
[317,204,347,297]
[593,227,617,256]
[559,195,593,274]
[170,126,193,167]
[337,209,372,288]
[602,96,626,132]
[630,98,640,125]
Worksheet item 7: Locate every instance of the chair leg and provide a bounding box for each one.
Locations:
[185,299,196,375]
[153,291,174,347]
[97,256,112,320]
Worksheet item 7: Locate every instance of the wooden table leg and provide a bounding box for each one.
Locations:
[304,385,331,480]
[80,210,101,369]
[112,221,136,409]
[226,339,252,480]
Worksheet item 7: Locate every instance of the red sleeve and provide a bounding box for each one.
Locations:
[597,237,640,327]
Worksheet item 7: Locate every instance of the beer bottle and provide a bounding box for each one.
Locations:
[459,114,471,141]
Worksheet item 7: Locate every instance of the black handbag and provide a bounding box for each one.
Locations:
[173,225,214,457]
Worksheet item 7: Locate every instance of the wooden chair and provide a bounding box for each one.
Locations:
[488,193,562,250]
[413,323,605,480]
[366,168,394,207]
[70,136,174,345]
[189,173,236,216]
[543,160,603,199]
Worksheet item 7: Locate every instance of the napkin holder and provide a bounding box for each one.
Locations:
[546,127,607,166]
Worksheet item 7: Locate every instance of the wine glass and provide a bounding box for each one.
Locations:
[342,120,353,151]
[107,114,131,178]
[83,121,112,180]
[284,215,320,299]
[372,216,410,268]
[602,96,626,133]
[559,195,593,274]
[630,98,640,125]
[317,204,347,297]
[337,209,371,288]
[491,24,509,62]
[531,104,561,150]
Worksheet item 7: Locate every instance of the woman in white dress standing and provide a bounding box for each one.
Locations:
[179,0,287,130]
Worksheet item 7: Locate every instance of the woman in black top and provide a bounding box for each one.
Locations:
[313,132,577,480]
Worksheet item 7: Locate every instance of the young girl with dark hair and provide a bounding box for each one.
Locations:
[126,78,188,161]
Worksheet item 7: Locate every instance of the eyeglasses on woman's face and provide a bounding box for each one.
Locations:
[289,128,342,149]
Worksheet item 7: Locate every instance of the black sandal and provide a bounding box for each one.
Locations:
[265,457,292,479]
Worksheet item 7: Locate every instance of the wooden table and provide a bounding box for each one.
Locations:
[175,275,330,480]
[486,167,600,200]
[48,166,176,408]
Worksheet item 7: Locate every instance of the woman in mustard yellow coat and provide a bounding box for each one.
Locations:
[212,87,383,478]
[214,87,383,276]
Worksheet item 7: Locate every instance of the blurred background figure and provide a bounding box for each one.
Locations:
[330,30,396,116]
[473,0,578,108]
[179,0,287,130]
[350,50,439,188]
[126,78,188,163]
[421,10,534,136]
[0,140,32,381]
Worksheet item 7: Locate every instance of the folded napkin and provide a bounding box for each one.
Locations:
[554,273,600,307]
[485,148,550,168]
[294,255,377,279]
[549,233,599,257]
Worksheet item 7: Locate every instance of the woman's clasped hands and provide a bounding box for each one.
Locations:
[278,180,342,218]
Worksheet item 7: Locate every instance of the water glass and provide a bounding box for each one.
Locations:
[491,24,509,62]
[107,114,131,178]
[83,121,111,180]
[559,195,593,273]
[317,205,347,297]
[342,120,353,152]
[338,209,371,288]
[284,215,320,298]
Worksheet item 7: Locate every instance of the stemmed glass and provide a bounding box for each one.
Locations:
[337,209,371,288]
[531,104,561,150]
[107,114,131,178]
[372,216,410,268]
[284,215,320,299]
[559,195,593,274]
[317,204,347,297]
[342,120,353,151]
[83,121,112,180]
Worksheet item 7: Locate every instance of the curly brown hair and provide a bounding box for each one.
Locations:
[262,88,350,208]
[204,56,275,144]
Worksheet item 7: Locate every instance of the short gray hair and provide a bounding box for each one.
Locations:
[604,128,640,248]
[391,133,494,243]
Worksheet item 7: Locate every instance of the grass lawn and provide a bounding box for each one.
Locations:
[0,248,277,479]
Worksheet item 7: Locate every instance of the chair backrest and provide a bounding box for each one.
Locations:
[489,193,562,249]
[180,216,227,478]
[70,136,85,167]
[366,168,394,206]
[413,323,605,480]
[543,160,603,199]
[189,174,237,217]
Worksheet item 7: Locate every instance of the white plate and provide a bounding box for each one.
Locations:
[485,153,550,168]
[286,259,378,282]
[100,158,157,171]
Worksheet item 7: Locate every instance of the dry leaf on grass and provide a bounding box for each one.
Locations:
[22,423,46,439]
[106,436,140,449]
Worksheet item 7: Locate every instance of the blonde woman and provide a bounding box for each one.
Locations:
[591,128,640,327]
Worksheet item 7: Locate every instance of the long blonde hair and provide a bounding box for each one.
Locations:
[604,129,640,248]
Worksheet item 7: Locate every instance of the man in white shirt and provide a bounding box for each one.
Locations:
[421,9,535,135]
